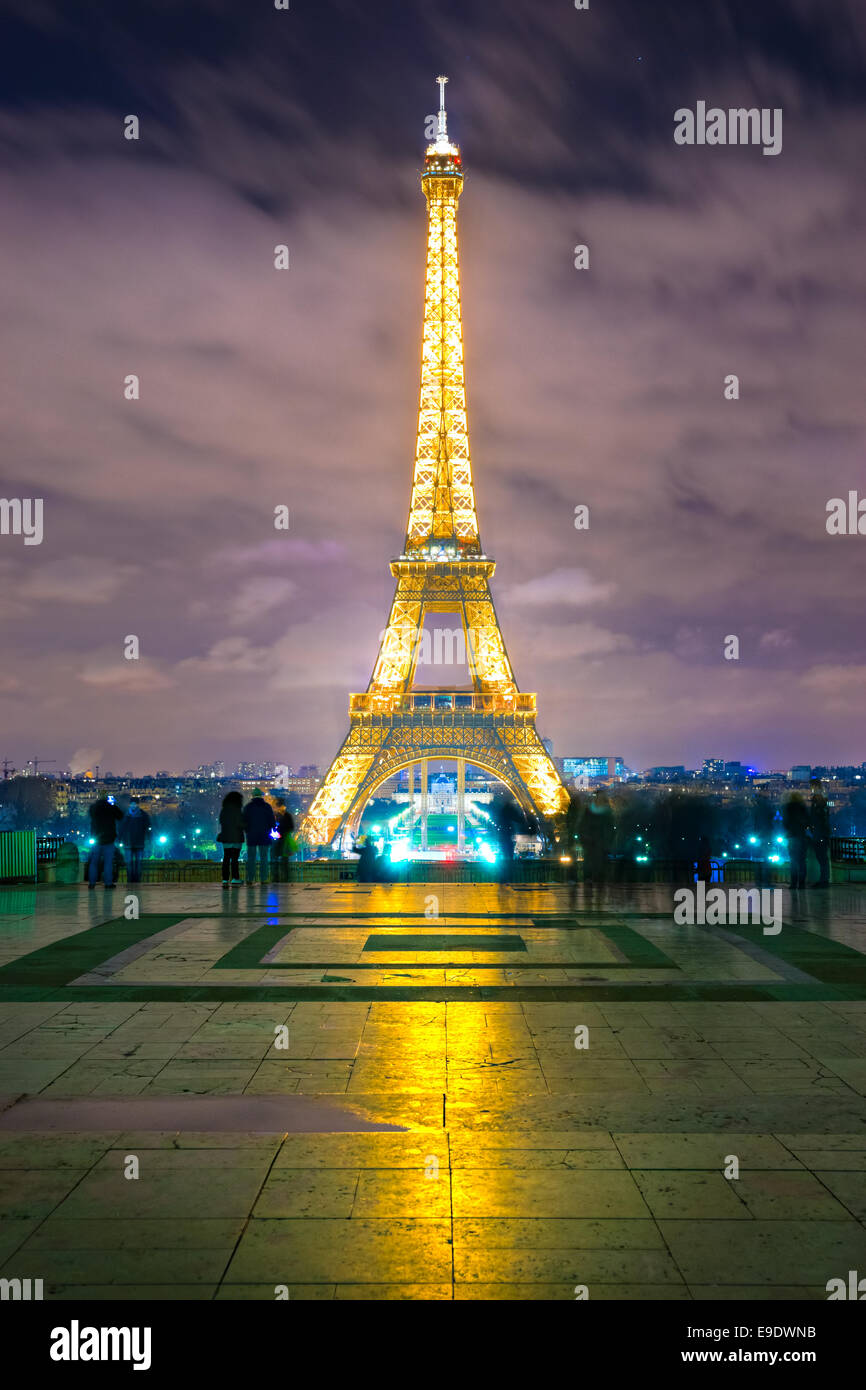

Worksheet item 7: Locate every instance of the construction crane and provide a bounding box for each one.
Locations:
[1,759,15,779]
[26,757,57,776]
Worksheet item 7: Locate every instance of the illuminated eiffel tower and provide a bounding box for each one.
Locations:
[302,78,568,850]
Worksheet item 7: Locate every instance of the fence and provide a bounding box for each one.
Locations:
[0,831,37,882]
[831,837,866,863]
[3,840,865,886]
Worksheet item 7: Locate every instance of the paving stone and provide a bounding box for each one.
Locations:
[0,1246,227,1284]
[24,1217,246,1249]
[451,1169,650,1219]
[54,1169,267,1220]
[3,881,866,1300]
[659,1219,866,1284]
[216,1284,336,1299]
[614,1132,804,1170]
[452,1217,665,1249]
[225,1217,452,1283]
[631,1170,750,1219]
[252,1170,358,1218]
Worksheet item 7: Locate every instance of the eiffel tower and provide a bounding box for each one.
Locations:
[302,77,568,850]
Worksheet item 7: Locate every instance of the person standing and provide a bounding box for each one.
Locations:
[809,779,832,888]
[242,788,276,885]
[217,791,245,888]
[696,835,714,884]
[581,789,615,886]
[269,800,295,883]
[87,793,124,890]
[353,835,378,883]
[120,798,151,884]
[782,792,809,891]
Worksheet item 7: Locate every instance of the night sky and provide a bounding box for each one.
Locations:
[1,0,864,775]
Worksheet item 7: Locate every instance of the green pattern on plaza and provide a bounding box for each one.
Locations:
[1,889,865,1002]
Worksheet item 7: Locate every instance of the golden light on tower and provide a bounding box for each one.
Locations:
[302,79,568,850]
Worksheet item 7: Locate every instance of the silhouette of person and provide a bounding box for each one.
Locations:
[782,792,809,891]
[354,835,378,883]
[217,790,244,887]
[752,789,776,886]
[696,834,713,884]
[87,794,123,890]
[242,788,276,885]
[120,798,151,885]
[270,799,295,883]
[563,793,583,911]
[580,790,615,887]
[809,779,831,888]
[492,796,520,883]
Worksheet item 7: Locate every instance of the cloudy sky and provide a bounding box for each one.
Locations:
[1,0,864,776]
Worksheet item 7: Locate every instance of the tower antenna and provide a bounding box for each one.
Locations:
[436,75,449,142]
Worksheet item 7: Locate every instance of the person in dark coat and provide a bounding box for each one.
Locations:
[354,836,379,884]
[242,789,276,885]
[120,798,151,884]
[217,791,245,887]
[782,792,809,890]
[696,835,714,884]
[752,789,776,886]
[491,795,521,882]
[87,794,124,889]
[580,790,615,885]
[809,779,831,887]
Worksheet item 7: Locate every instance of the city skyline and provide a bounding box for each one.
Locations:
[2,2,866,777]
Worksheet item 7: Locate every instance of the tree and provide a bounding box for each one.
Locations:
[0,776,56,831]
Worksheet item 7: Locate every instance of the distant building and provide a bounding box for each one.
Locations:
[701,758,725,778]
[789,765,812,783]
[283,774,322,797]
[645,765,687,783]
[562,756,625,782]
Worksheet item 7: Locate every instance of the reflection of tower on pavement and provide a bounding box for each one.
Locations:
[457,759,466,852]
[420,759,428,850]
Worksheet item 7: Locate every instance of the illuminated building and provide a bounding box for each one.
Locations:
[562,756,625,782]
[302,78,568,850]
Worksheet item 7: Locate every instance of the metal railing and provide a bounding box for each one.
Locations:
[831,836,866,863]
[36,834,66,863]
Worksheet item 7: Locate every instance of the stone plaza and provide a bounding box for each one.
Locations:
[1,880,865,1300]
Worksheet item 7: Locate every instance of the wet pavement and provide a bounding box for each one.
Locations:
[1,880,865,1299]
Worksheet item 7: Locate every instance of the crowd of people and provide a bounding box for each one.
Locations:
[84,777,837,891]
[85,789,296,889]
[561,779,834,891]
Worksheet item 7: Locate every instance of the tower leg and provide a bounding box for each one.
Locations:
[408,764,416,848]
[421,758,428,851]
[457,757,466,854]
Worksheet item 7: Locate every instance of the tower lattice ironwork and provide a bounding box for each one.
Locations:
[302,78,568,849]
